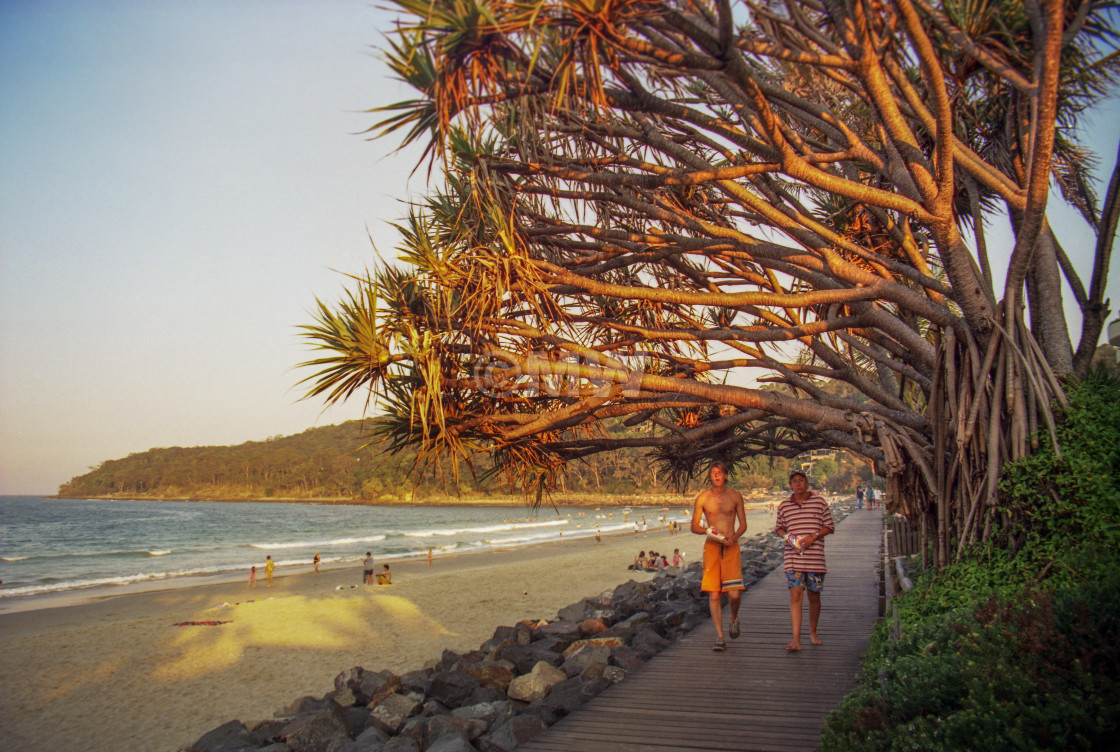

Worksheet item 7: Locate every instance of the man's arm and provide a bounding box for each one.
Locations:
[730,496,748,544]
[805,525,833,547]
[689,494,707,535]
[805,502,835,546]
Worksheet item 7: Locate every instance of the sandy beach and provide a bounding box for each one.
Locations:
[0,507,776,752]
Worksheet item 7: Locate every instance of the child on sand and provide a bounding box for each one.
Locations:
[248,566,256,588]
[376,563,392,585]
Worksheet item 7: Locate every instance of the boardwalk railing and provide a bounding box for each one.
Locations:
[519,509,884,752]
[885,515,921,558]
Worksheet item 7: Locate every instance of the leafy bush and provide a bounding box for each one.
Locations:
[822,371,1120,751]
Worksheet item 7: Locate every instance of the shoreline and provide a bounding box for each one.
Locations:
[1,500,782,616]
[42,493,705,507]
[0,506,776,752]
[0,521,649,616]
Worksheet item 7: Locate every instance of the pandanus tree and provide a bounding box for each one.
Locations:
[299,0,1120,567]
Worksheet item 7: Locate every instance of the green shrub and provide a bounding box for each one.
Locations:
[825,581,1120,751]
[822,372,1120,751]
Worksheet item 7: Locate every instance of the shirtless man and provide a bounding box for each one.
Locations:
[690,461,748,651]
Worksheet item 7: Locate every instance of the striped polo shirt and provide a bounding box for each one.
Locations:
[775,493,835,573]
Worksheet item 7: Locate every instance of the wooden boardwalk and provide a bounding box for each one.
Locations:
[520,509,883,752]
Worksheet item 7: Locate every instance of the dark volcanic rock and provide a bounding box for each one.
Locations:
[450,700,517,730]
[561,643,612,677]
[428,670,482,709]
[184,720,263,752]
[340,705,374,739]
[482,625,515,653]
[248,719,288,744]
[464,660,516,691]
[335,668,403,708]
[280,704,351,752]
[609,644,646,672]
[537,676,590,717]
[399,668,433,697]
[526,634,571,654]
[419,713,487,747]
[284,695,332,716]
[631,624,671,658]
[425,734,475,752]
[333,726,389,752]
[531,619,581,643]
[499,644,563,674]
[477,714,547,752]
[381,735,420,752]
[451,650,487,673]
[368,693,421,736]
[465,686,508,706]
[433,649,461,673]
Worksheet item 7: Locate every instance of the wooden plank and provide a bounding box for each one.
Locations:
[518,509,883,752]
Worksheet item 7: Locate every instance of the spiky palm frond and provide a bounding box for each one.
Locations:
[297,276,394,409]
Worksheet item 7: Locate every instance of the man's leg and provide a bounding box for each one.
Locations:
[709,591,725,638]
[787,586,804,651]
[728,591,742,639]
[808,590,823,645]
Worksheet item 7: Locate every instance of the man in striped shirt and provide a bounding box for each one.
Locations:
[774,470,835,652]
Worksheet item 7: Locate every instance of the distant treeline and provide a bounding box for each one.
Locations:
[57,421,872,503]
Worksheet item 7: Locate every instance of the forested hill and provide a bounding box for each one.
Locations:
[53,421,674,504]
[56,420,870,504]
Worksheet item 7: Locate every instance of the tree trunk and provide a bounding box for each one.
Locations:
[1026,224,1074,374]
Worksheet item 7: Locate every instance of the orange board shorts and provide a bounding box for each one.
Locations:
[701,539,745,593]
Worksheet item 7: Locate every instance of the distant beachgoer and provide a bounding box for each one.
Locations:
[377,563,392,585]
[691,460,747,651]
[595,527,602,543]
[248,565,256,588]
[629,550,647,570]
[265,555,274,587]
[641,517,648,535]
[313,552,320,576]
[363,552,374,585]
[427,548,433,567]
[775,470,835,652]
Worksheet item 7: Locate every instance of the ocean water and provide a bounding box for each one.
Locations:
[0,496,688,603]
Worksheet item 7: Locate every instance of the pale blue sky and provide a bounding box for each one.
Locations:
[0,0,424,494]
[0,1,1117,496]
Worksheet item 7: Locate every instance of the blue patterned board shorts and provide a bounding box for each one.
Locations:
[786,571,826,592]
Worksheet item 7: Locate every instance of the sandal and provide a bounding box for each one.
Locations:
[713,637,726,651]
[729,619,741,639]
